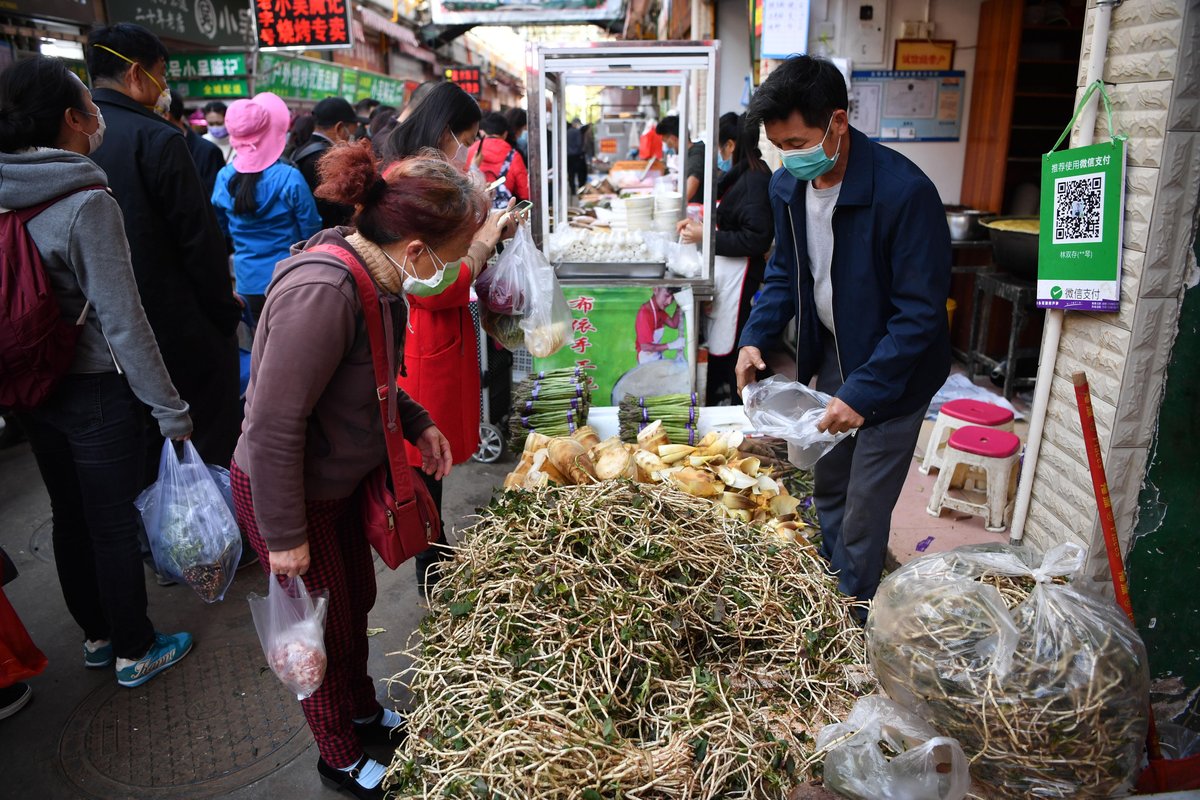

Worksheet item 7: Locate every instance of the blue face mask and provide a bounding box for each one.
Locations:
[779,116,840,182]
[717,153,732,172]
[517,130,528,148]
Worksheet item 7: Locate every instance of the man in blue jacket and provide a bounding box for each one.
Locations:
[736,56,951,612]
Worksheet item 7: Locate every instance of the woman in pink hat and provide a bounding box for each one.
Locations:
[212,91,321,322]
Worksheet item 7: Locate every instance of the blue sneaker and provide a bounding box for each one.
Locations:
[84,639,113,669]
[115,632,193,688]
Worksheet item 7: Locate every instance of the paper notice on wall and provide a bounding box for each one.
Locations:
[883,78,937,118]
[849,82,882,137]
[761,0,811,59]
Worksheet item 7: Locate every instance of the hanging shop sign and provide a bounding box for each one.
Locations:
[257,52,346,100]
[167,52,247,80]
[443,66,481,98]
[760,0,811,59]
[344,69,407,106]
[848,70,964,142]
[431,0,623,26]
[172,78,250,98]
[1037,81,1127,312]
[893,39,955,71]
[531,286,696,405]
[0,0,98,25]
[254,0,351,49]
[105,0,254,48]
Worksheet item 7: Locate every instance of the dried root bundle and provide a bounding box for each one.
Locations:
[386,482,872,799]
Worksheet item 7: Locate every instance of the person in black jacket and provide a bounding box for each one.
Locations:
[678,113,773,405]
[86,23,242,470]
[294,96,357,229]
[166,90,223,200]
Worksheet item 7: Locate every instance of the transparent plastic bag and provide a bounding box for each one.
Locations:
[135,440,242,603]
[513,223,572,358]
[476,225,531,315]
[741,375,852,468]
[481,306,527,351]
[665,236,702,278]
[248,575,329,700]
[865,543,1150,799]
[817,694,970,800]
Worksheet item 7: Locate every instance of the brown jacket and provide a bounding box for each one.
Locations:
[233,228,434,551]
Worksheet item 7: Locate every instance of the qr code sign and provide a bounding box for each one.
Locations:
[1053,172,1105,244]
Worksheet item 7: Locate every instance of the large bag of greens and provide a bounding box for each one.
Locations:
[865,542,1150,799]
[816,694,970,800]
[248,575,328,700]
[136,440,242,603]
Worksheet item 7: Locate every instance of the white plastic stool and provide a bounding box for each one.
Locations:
[926,425,1022,532]
[920,398,1015,475]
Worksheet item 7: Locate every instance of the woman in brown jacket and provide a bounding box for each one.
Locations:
[231,142,503,799]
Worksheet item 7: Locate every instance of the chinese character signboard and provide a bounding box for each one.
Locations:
[2,0,98,25]
[167,52,247,80]
[431,0,622,25]
[531,286,696,404]
[893,39,955,71]
[346,70,407,105]
[258,53,345,100]
[106,0,254,48]
[1037,138,1126,311]
[174,79,250,98]
[444,66,481,98]
[255,0,351,49]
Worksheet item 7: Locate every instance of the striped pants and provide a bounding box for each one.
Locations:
[231,462,381,768]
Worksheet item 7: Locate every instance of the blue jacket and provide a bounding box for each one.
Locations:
[212,161,322,295]
[739,127,951,426]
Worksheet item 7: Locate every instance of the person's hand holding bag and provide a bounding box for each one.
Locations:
[269,542,310,579]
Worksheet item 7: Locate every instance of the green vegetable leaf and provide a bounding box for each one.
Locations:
[449,600,475,617]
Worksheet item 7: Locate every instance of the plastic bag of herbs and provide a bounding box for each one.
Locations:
[865,542,1150,799]
[136,440,242,603]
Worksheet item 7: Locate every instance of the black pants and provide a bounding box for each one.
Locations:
[18,373,157,660]
[413,470,449,594]
[567,154,588,194]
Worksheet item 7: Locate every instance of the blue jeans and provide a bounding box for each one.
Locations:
[18,373,157,660]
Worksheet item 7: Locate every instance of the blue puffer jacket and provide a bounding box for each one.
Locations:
[212,160,321,296]
[739,127,952,426]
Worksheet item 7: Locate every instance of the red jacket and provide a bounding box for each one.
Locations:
[398,266,480,466]
[467,137,530,201]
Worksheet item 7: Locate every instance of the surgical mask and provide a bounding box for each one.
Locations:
[208,125,228,139]
[79,109,106,154]
[450,135,469,170]
[717,153,732,172]
[664,145,676,158]
[517,130,528,148]
[386,247,461,297]
[779,116,840,182]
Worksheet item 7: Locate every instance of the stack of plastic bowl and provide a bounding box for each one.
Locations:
[624,194,655,231]
[654,192,683,234]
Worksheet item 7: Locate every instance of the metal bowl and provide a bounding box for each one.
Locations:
[981,216,1040,279]
[945,206,987,241]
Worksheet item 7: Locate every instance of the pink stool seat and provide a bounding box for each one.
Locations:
[947,425,1021,459]
[941,398,1015,427]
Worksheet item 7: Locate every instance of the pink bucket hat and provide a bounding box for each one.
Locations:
[226,92,290,174]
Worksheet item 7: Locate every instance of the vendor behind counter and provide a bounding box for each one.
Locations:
[656,115,707,203]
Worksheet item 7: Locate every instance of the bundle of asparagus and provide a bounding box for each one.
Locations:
[618,392,700,445]
[508,368,594,450]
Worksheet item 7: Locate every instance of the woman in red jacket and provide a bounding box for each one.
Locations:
[383,82,512,597]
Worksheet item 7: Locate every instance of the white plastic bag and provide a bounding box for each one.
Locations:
[741,375,852,468]
[866,543,1150,799]
[512,223,572,358]
[665,235,702,278]
[135,440,242,603]
[476,226,529,315]
[248,575,329,700]
[817,694,970,800]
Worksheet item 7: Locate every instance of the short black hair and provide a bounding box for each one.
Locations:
[354,97,379,115]
[745,55,847,130]
[655,115,679,138]
[0,55,88,152]
[168,89,185,121]
[718,112,740,145]
[202,100,227,116]
[312,96,357,129]
[86,23,168,82]
[480,111,509,138]
[504,107,527,132]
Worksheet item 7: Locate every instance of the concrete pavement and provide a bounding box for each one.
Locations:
[0,437,508,800]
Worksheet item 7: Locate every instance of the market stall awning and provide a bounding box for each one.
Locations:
[359,5,437,64]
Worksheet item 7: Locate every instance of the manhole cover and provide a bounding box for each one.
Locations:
[29,518,53,564]
[60,642,312,798]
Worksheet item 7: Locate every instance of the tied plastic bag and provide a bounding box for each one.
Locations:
[817,694,970,800]
[665,236,702,278]
[865,543,1150,800]
[248,575,329,700]
[514,224,572,358]
[135,441,242,603]
[742,375,853,468]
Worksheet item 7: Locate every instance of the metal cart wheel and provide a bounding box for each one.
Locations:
[473,422,505,463]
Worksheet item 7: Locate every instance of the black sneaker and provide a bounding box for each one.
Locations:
[0,683,32,720]
[316,755,385,800]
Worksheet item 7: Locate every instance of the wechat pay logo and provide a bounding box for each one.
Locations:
[1050,286,1064,300]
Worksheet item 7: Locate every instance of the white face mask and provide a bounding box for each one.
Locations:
[384,247,461,297]
[79,108,106,154]
[450,135,469,169]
